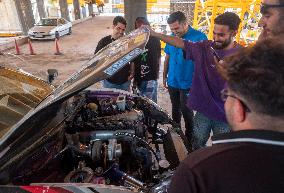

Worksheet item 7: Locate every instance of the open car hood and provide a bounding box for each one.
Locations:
[48,27,149,104]
[0,27,149,147]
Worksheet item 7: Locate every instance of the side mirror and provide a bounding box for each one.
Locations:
[47,69,58,84]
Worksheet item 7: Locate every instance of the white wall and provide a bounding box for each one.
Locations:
[0,0,21,31]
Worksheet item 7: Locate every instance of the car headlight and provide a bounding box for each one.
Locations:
[28,31,33,35]
[49,30,55,35]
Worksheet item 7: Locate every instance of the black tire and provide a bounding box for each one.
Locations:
[163,129,188,169]
[68,27,72,35]
[163,130,180,169]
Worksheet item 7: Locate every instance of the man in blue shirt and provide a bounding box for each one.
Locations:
[163,11,207,150]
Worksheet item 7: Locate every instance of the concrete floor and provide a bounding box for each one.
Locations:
[0,37,14,46]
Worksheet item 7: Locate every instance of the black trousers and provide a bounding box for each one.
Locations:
[168,86,194,145]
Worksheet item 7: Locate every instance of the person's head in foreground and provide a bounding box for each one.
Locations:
[219,36,284,131]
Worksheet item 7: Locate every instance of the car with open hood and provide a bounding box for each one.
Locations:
[0,27,188,193]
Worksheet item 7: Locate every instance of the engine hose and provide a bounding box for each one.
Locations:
[103,163,145,190]
[115,132,161,166]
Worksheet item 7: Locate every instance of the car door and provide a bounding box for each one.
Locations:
[56,19,62,36]
[59,18,68,35]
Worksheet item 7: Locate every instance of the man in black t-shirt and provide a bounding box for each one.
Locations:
[95,16,134,91]
[133,17,161,102]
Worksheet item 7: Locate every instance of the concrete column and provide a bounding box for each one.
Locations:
[0,0,21,31]
[36,0,46,19]
[73,0,81,20]
[14,0,35,35]
[88,3,93,16]
[59,0,70,21]
[124,0,146,33]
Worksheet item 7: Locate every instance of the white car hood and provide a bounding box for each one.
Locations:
[30,26,55,33]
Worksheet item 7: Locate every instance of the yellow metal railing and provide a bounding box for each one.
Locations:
[66,0,87,6]
[113,0,170,14]
[0,32,22,37]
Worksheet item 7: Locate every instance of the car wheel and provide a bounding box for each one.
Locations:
[163,129,188,169]
[55,31,60,39]
[68,27,72,35]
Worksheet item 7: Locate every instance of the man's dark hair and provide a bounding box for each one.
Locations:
[135,17,150,28]
[167,11,186,24]
[113,16,127,26]
[214,12,241,31]
[279,0,284,18]
[219,36,284,116]
[264,0,284,15]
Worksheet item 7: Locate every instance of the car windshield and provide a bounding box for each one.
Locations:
[0,67,53,138]
[37,19,57,26]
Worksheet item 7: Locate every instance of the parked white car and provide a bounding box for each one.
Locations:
[28,18,72,40]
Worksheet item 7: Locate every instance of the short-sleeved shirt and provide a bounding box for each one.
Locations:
[95,35,130,84]
[133,36,161,85]
[184,40,242,122]
[164,27,207,89]
[169,129,284,193]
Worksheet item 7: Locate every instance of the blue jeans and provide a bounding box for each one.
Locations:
[103,80,130,91]
[192,112,231,151]
[138,80,158,103]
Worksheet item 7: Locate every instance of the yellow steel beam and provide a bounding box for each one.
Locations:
[113,0,170,14]
[66,0,88,6]
[0,32,22,37]
[192,0,262,45]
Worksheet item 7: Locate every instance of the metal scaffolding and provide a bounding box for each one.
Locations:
[192,0,262,44]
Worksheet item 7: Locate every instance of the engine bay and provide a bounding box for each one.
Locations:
[58,90,187,192]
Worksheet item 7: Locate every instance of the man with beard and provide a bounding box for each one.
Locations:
[146,12,242,150]
[168,36,284,193]
[258,0,284,40]
[95,16,134,91]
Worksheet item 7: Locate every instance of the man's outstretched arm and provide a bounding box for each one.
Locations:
[144,26,185,49]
